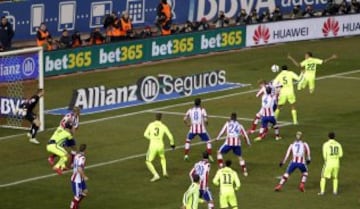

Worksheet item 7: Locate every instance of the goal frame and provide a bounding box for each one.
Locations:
[0,47,44,131]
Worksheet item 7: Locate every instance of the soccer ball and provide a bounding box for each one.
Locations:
[271,64,279,73]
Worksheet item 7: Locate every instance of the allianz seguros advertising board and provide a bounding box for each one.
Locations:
[46,70,249,115]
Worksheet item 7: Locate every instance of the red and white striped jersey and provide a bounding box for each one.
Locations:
[283,140,311,164]
[184,107,208,133]
[189,160,210,190]
[71,153,86,183]
[60,112,79,129]
[216,120,250,146]
[256,82,281,100]
[260,94,276,117]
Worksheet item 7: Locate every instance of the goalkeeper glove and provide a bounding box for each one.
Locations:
[279,162,284,167]
[171,145,176,150]
[306,160,311,165]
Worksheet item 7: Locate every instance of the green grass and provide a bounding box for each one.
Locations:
[1,36,360,209]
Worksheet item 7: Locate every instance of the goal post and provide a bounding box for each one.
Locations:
[0,46,44,131]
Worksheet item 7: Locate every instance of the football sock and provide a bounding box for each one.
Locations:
[206,142,212,155]
[274,125,279,136]
[320,178,326,193]
[301,172,308,183]
[208,202,214,209]
[31,124,39,138]
[184,140,191,155]
[240,160,246,173]
[291,109,298,124]
[145,161,159,177]
[251,114,261,130]
[160,156,167,175]
[280,173,289,185]
[333,178,338,194]
[217,153,223,167]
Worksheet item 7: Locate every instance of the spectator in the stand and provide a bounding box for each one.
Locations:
[271,7,283,21]
[170,24,180,34]
[85,28,105,45]
[259,9,271,22]
[36,23,51,49]
[302,5,315,17]
[103,12,117,42]
[194,17,210,31]
[236,9,249,25]
[59,29,72,49]
[45,37,60,51]
[0,16,14,51]
[290,5,302,19]
[119,11,135,40]
[213,11,230,28]
[337,1,349,14]
[71,30,82,48]
[180,21,194,33]
[138,26,153,38]
[157,0,172,35]
[248,9,260,24]
[110,15,122,42]
[349,0,360,13]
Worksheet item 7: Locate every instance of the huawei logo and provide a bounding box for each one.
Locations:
[322,17,339,37]
[253,25,270,44]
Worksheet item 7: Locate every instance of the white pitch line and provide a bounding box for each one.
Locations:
[333,75,360,80]
[1,68,360,142]
[148,110,292,124]
[0,120,293,188]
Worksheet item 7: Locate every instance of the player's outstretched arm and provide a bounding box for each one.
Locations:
[287,54,300,67]
[323,54,338,63]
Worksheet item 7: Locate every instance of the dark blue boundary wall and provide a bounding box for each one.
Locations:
[0,0,328,41]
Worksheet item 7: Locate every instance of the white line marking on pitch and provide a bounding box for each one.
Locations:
[1,68,360,142]
[333,75,360,80]
[0,120,292,188]
[147,110,291,124]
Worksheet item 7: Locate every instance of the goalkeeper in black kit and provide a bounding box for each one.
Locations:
[19,89,44,144]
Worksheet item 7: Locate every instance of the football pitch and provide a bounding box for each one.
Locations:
[1,36,360,209]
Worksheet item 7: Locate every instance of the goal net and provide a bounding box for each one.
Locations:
[0,47,44,131]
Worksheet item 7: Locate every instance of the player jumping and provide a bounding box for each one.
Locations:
[19,88,44,144]
[273,65,300,125]
[254,86,281,141]
[288,52,337,94]
[249,80,281,134]
[184,98,213,162]
[216,112,251,176]
[275,131,311,192]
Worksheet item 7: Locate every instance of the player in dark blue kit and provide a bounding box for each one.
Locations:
[19,89,44,144]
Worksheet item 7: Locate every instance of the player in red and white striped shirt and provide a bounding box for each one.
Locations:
[254,87,281,141]
[184,98,212,161]
[275,131,311,192]
[249,80,281,134]
[189,152,214,209]
[216,113,251,176]
[70,144,88,209]
[48,107,81,167]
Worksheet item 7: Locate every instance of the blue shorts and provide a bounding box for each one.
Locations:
[200,189,213,201]
[218,144,242,156]
[71,181,87,197]
[286,162,308,174]
[64,139,76,147]
[261,116,277,128]
[187,132,210,141]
